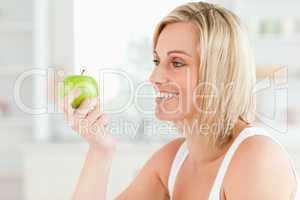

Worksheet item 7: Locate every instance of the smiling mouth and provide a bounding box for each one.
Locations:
[155,91,179,103]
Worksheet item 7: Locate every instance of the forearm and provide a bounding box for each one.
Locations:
[72,147,115,200]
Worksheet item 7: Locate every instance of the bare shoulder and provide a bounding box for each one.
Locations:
[149,137,186,187]
[224,134,296,199]
[115,137,185,200]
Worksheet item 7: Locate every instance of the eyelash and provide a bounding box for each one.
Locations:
[172,61,185,68]
[152,59,186,68]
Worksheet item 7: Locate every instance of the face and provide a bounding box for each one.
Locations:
[149,22,200,121]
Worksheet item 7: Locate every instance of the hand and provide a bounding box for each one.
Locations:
[60,88,116,153]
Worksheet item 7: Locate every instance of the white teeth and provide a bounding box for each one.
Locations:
[156,92,178,99]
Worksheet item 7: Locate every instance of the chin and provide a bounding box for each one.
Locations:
[154,106,186,121]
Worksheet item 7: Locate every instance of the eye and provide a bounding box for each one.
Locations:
[153,59,160,66]
[171,58,186,68]
[172,61,185,68]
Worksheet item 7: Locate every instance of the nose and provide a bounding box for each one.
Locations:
[149,66,169,87]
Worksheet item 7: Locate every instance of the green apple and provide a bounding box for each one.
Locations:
[60,74,99,109]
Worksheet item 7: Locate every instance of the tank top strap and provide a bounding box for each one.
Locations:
[168,139,189,199]
[208,126,299,200]
[208,127,270,199]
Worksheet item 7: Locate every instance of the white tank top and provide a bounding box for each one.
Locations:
[167,127,300,200]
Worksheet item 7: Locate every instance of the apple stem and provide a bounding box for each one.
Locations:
[81,69,85,75]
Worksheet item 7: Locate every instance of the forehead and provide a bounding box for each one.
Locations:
[155,22,199,56]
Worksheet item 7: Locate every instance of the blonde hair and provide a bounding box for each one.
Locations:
[152,2,256,147]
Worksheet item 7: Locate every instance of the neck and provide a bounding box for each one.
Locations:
[177,118,250,166]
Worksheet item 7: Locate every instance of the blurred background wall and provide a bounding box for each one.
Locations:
[0,0,300,199]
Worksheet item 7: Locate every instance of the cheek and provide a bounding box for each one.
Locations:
[177,70,198,99]
[176,76,198,111]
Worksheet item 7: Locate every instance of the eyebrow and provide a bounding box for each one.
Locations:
[153,50,192,57]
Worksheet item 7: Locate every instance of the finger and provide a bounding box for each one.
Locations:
[72,117,89,136]
[59,88,80,111]
[74,98,98,119]
[90,114,109,136]
[85,103,102,125]
[65,88,81,110]
[64,89,81,120]
[72,98,98,133]
[87,114,108,137]
[97,114,108,127]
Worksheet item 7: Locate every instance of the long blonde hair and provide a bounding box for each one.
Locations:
[152,2,256,147]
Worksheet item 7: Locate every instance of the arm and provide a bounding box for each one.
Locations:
[115,138,184,200]
[61,89,117,200]
[61,89,180,200]
[72,147,115,200]
[114,154,169,200]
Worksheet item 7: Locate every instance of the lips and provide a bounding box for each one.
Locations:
[155,91,179,104]
[156,91,179,98]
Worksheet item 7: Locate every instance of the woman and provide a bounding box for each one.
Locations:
[61,2,299,200]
